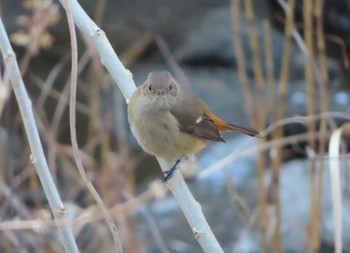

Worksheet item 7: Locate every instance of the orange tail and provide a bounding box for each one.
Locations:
[207,111,261,138]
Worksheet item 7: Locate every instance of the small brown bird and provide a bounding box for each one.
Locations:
[128,70,259,180]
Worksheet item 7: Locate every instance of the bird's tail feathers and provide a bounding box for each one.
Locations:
[207,112,262,138]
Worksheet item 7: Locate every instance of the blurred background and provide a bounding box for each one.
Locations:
[0,0,350,252]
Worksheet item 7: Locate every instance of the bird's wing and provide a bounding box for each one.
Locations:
[176,113,225,142]
[169,84,224,142]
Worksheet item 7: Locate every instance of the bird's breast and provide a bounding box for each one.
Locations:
[128,109,206,159]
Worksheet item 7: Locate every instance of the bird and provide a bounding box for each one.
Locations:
[128,70,260,180]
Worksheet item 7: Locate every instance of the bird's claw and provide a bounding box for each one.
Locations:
[161,159,181,182]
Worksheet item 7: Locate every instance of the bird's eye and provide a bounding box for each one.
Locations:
[148,85,152,91]
[169,84,172,91]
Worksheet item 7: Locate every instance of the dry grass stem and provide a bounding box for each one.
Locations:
[230,0,255,123]
[328,124,350,253]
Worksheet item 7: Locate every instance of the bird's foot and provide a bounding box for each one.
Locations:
[161,159,181,182]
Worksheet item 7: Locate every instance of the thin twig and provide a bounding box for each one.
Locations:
[32,74,91,114]
[36,54,70,107]
[0,184,156,230]
[62,0,123,251]
[155,35,190,85]
[123,190,170,253]
[121,33,153,68]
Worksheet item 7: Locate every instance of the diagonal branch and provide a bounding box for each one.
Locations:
[56,0,224,252]
[0,18,79,253]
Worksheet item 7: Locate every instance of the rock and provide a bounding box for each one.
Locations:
[175,7,304,81]
[2,0,228,57]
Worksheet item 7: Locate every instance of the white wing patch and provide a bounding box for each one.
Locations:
[195,116,203,124]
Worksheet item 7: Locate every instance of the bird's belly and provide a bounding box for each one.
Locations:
[130,112,206,159]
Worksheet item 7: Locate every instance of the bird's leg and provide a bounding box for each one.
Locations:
[161,159,181,182]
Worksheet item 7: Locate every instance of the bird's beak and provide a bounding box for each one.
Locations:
[157,90,165,96]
